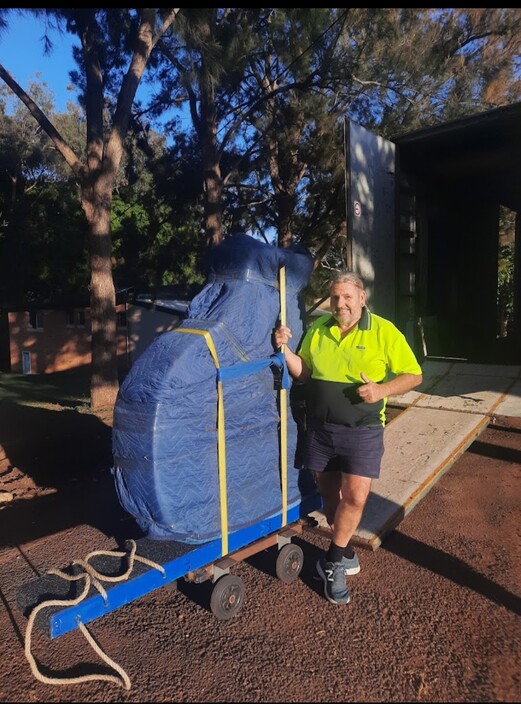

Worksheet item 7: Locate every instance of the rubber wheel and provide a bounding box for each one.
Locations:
[210,574,245,620]
[276,543,304,583]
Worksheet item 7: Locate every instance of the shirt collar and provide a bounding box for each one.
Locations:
[359,306,371,330]
[324,306,371,331]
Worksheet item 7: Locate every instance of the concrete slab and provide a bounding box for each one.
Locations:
[450,362,520,377]
[414,373,513,414]
[494,380,521,418]
[306,361,521,551]
[388,359,453,406]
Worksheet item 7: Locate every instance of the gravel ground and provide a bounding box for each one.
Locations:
[0,402,519,703]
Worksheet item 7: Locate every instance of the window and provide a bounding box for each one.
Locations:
[29,310,44,330]
[117,311,127,328]
[66,310,86,327]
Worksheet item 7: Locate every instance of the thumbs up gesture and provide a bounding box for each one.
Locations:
[357,372,383,403]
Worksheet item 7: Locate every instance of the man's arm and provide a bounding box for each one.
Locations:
[357,372,423,404]
[273,325,312,380]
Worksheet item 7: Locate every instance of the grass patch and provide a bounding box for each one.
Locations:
[0,368,90,409]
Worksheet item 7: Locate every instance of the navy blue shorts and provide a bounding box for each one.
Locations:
[304,421,384,479]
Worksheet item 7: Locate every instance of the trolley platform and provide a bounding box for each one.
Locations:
[17,494,321,637]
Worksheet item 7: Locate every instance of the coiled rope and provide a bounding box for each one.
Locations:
[24,539,165,690]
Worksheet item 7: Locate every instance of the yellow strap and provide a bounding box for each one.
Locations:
[278,267,288,527]
[175,328,229,555]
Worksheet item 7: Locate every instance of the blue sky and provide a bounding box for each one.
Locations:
[1,10,186,133]
[1,10,79,112]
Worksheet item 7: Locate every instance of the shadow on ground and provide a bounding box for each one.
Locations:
[0,399,142,548]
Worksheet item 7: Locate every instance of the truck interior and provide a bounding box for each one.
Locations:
[393,102,521,364]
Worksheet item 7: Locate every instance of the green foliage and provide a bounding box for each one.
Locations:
[497,206,516,337]
[1,7,520,308]
[0,91,89,303]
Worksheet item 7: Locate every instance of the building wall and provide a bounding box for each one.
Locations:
[8,305,129,374]
[126,302,184,364]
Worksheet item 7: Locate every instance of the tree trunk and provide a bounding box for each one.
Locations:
[82,182,118,411]
[0,10,181,413]
[204,159,224,248]
[199,31,224,249]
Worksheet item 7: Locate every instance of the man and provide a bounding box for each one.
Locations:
[274,270,422,605]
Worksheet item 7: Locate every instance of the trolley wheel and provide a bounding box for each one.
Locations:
[276,543,304,583]
[210,574,245,621]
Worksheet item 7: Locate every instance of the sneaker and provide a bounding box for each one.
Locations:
[316,556,351,605]
[313,550,360,579]
[342,551,360,576]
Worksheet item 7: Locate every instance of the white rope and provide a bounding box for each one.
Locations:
[24,539,166,691]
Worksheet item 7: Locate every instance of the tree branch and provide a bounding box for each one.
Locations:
[0,62,85,180]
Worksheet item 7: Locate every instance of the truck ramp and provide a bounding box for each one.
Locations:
[307,360,521,550]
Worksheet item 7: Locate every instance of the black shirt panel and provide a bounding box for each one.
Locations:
[306,378,384,428]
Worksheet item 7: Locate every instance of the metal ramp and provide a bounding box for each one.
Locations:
[308,360,521,550]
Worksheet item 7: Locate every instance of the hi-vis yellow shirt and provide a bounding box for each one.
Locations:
[298,308,422,427]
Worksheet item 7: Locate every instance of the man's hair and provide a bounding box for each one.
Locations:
[329,269,365,291]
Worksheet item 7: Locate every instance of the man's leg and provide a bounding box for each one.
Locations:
[314,470,342,529]
[316,474,372,605]
[331,473,372,549]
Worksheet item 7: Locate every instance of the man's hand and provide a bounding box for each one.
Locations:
[357,372,384,403]
[272,325,311,380]
[273,325,292,349]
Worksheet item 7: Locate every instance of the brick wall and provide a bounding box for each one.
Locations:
[8,305,129,374]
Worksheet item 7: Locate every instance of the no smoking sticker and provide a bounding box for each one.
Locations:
[353,201,362,217]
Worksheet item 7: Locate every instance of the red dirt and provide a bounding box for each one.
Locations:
[0,403,520,703]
